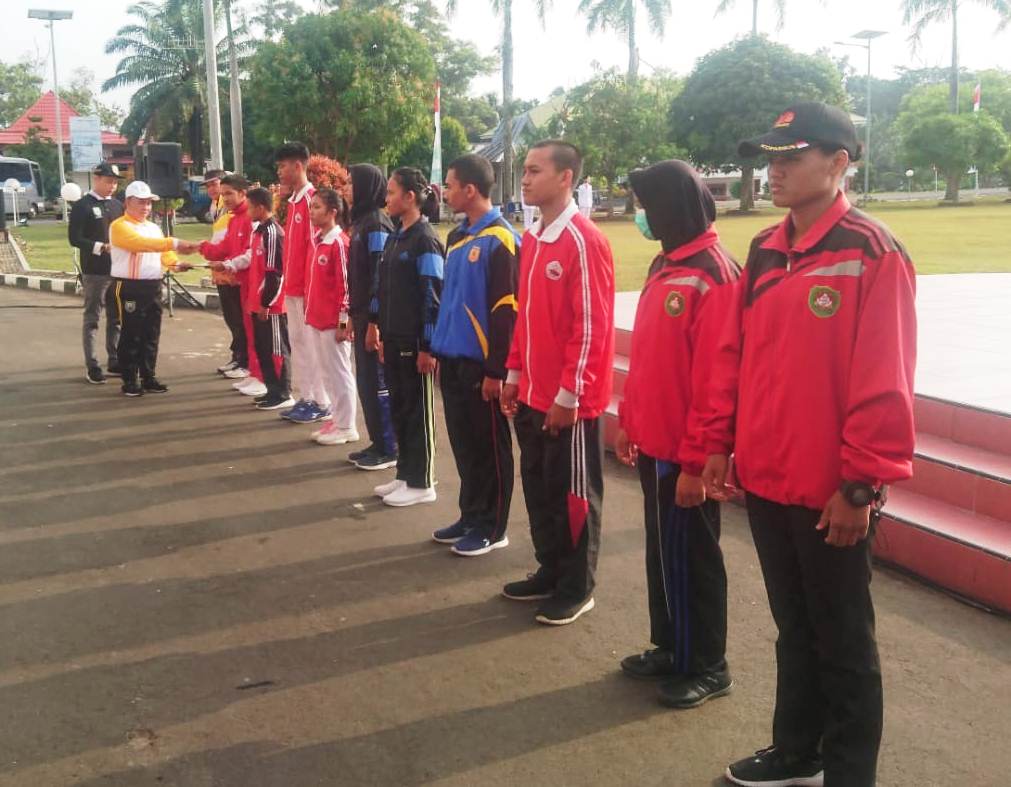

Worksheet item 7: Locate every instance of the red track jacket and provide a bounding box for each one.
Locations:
[618,230,741,473]
[704,192,917,510]
[506,201,615,419]
[304,225,350,332]
[283,182,316,299]
[199,199,252,282]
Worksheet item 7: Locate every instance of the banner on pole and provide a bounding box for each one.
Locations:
[70,116,103,172]
[973,83,981,113]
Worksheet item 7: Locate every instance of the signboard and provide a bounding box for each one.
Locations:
[70,116,103,172]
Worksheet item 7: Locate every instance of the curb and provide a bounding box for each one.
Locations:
[0,272,221,310]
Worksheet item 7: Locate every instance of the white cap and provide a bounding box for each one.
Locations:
[125,181,160,201]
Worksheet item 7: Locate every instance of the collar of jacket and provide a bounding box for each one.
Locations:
[289,182,313,204]
[314,224,343,245]
[531,200,579,243]
[230,199,249,218]
[459,207,503,236]
[762,191,851,255]
[88,191,109,202]
[663,228,721,264]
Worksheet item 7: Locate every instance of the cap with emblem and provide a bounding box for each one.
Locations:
[92,162,124,179]
[124,181,161,201]
[739,102,861,161]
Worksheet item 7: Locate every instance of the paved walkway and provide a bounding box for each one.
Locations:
[0,288,1008,786]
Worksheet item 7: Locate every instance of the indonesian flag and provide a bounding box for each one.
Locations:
[430,82,442,196]
[973,83,981,113]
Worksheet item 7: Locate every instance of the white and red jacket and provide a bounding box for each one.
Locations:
[283,182,316,299]
[618,229,740,473]
[305,224,350,332]
[199,199,253,282]
[245,217,286,316]
[704,192,917,510]
[506,200,615,419]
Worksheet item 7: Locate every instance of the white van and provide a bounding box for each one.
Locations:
[0,156,47,218]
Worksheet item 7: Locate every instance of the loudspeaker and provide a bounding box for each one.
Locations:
[134,142,183,199]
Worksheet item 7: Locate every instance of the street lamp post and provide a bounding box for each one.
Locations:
[28,9,73,222]
[203,0,224,169]
[835,30,886,203]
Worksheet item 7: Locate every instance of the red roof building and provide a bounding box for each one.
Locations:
[0,91,127,148]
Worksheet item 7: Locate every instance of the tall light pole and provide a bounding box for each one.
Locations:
[203,0,224,169]
[28,9,73,221]
[835,30,886,202]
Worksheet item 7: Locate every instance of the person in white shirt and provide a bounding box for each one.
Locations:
[577,176,594,220]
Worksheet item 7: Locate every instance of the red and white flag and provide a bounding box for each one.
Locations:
[973,83,981,113]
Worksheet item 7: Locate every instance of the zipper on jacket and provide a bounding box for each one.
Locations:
[525,237,541,403]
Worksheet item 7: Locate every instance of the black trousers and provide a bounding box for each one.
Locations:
[746,493,882,787]
[114,278,162,383]
[638,454,727,675]
[439,357,513,540]
[217,284,247,367]
[353,315,396,456]
[384,338,436,489]
[252,313,291,398]
[514,403,602,602]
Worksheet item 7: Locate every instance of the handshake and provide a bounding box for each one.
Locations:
[176,240,202,255]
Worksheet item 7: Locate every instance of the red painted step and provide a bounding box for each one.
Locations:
[876,487,1011,614]
[914,395,1011,455]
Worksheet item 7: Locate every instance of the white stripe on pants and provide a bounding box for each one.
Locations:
[286,296,330,407]
[310,327,356,430]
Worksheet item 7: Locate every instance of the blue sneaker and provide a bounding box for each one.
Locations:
[280,399,309,421]
[432,521,472,544]
[451,532,509,557]
[305,402,331,423]
[287,401,326,424]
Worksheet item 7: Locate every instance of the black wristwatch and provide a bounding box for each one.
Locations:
[840,481,883,508]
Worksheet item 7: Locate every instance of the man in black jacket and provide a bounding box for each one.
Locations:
[69,162,125,384]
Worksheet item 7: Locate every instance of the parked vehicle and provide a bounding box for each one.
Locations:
[0,156,46,218]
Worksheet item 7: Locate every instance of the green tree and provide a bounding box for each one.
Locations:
[670,36,845,211]
[902,0,1011,123]
[104,0,240,164]
[61,68,125,129]
[446,0,552,205]
[900,111,1008,198]
[244,9,435,165]
[394,116,469,174]
[244,0,302,39]
[548,69,683,210]
[6,127,61,198]
[577,0,671,84]
[0,59,43,127]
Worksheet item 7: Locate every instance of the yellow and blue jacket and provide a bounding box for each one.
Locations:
[431,208,520,379]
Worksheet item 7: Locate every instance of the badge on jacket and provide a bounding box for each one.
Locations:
[808,285,841,318]
[92,206,103,218]
[665,291,686,318]
[545,260,563,281]
[468,246,481,263]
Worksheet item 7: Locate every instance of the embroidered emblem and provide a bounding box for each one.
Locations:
[664,290,686,317]
[468,246,481,263]
[808,285,841,318]
[294,213,302,223]
[774,110,795,128]
[317,254,328,266]
[124,300,136,314]
[545,261,563,281]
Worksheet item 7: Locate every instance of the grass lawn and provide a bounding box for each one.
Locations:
[12,196,1011,292]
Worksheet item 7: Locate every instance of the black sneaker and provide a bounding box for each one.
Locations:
[725,746,824,787]
[253,393,270,404]
[620,648,679,680]
[142,378,169,393]
[502,570,556,601]
[657,666,733,709]
[348,445,377,464]
[354,452,398,471]
[256,395,296,411]
[86,367,106,385]
[122,381,144,397]
[535,595,595,626]
[106,363,122,377]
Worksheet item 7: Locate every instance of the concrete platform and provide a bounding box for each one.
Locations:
[0,288,1008,786]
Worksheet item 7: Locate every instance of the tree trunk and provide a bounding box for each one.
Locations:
[740,164,755,211]
[944,166,961,203]
[752,0,759,35]
[501,0,514,207]
[627,4,638,85]
[225,0,243,173]
[949,0,959,114]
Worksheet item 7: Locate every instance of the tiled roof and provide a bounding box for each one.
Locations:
[0,91,127,146]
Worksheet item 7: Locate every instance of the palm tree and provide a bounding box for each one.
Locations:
[902,0,1011,199]
[446,0,551,206]
[577,0,671,84]
[715,0,786,35]
[103,0,236,166]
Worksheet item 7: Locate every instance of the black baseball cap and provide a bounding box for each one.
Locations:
[739,102,861,161]
[202,169,228,184]
[92,162,124,178]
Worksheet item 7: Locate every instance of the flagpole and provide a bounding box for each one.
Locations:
[430,81,442,219]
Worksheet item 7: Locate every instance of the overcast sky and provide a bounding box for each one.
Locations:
[6,0,1010,117]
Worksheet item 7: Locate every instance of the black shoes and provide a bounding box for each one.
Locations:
[658,666,733,709]
[502,570,556,601]
[142,378,169,393]
[535,595,595,626]
[725,746,824,786]
[86,367,106,385]
[106,363,122,377]
[122,380,144,397]
[620,648,680,680]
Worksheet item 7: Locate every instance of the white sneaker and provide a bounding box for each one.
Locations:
[223,366,250,379]
[239,379,268,397]
[217,360,239,374]
[383,485,437,507]
[232,379,248,390]
[374,478,406,498]
[311,422,335,441]
[316,427,360,446]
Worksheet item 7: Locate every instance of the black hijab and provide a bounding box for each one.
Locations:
[349,163,387,223]
[628,160,717,255]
